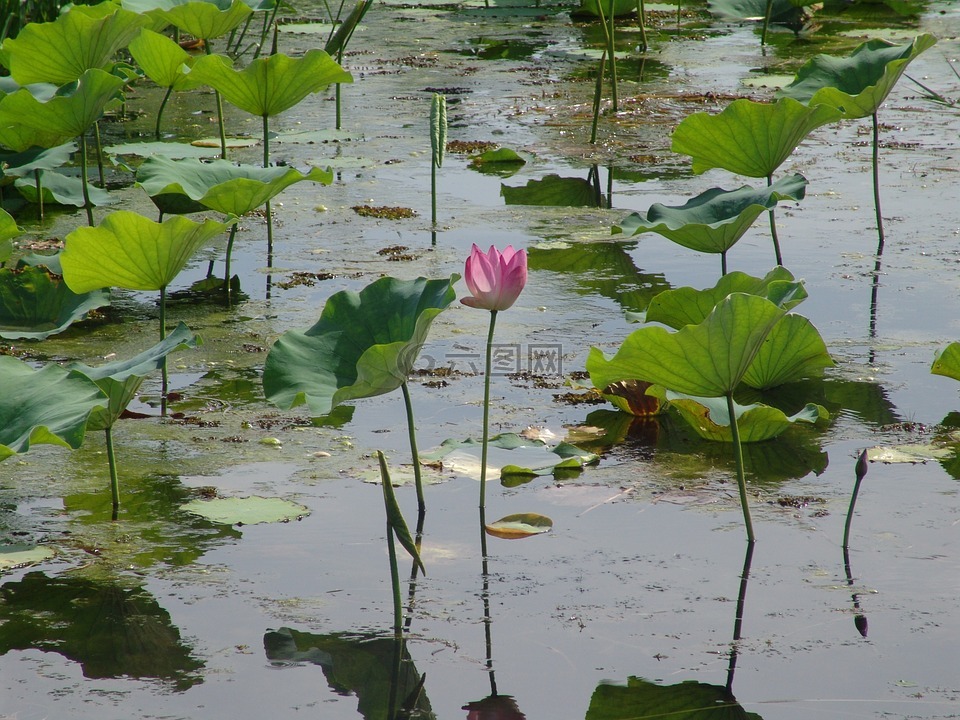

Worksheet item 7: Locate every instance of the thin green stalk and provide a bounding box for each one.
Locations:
[94,121,105,187]
[156,86,173,140]
[872,112,885,253]
[726,392,755,543]
[79,133,94,226]
[34,169,43,221]
[479,506,497,693]
[263,113,276,267]
[204,41,228,159]
[431,156,437,225]
[590,51,607,145]
[761,0,773,45]
[637,0,648,52]
[254,0,282,60]
[766,173,783,266]
[223,223,238,294]
[479,310,498,510]
[160,285,168,415]
[105,426,120,513]
[387,514,403,637]
[400,381,425,511]
[843,450,869,549]
[721,250,728,277]
[607,0,618,111]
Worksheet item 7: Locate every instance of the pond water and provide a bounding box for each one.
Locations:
[1,1,960,719]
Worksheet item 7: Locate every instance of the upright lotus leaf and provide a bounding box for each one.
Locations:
[671,97,841,177]
[778,35,937,118]
[0,143,76,181]
[153,0,255,40]
[263,275,459,417]
[187,49,353,119]
[931,343,960,383]
[645,267,806,330]
[0,357,106,461]
[128,28,204,92]
[0,263,110,340]
[2,4,151,85]
[742,313,834,389]
[0,208,18,243]
[587,293,787,398]
[71,322,201,430]
[15,170,115,208]
[135,156,334,216]
[613,174,807,264]
[60,211,229,293]
[649,387,828,442]
[0,69,126,145]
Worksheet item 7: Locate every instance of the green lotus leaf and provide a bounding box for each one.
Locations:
[671,97,841,177]
[152,0,254,40]
[485,513,553,539]
[586,676,763,720]
[262,275,459,417]
[2,4,151,85]
[778,34,937,119]
[613,174,808,254]
[135,156,334,216]
[187,49,352,118]
[742,313,834,389]
[0,208,18,243]
[14,170,115,208]
[0,264,110,340]
[377,451,425,573]
[645,267,806,330]
[708,0,819,22]
[501,174,600,207]
[0,143,76,180]
[70,322,201,430]
[105,141,222,160]
[128,28,204,91]
[0,358,106,461]
[931,342,960,383]
[0,69,126,145]
[421,433,599,482]
[587,293,786,398]
[649,387,828,443]
[60,211,229,292]
[180,496,310,525]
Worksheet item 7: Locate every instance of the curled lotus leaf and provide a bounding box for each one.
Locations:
[614,174,808,255]
[152,0,254,40]
[778,34,937,119]
[931,342,960,383]
[671,97,841,177]
[263,275,459,417]
[485,513,553,540]
[128,28,205,91]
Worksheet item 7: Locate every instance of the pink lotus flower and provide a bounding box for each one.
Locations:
[460,244,527,311]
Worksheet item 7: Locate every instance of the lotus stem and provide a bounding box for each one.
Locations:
[724,540,755,694]
[726,392,755,543]
[479,505,497,694]
[872,112,885,253]
[479,310,498,510]
[78,133,94,226]
[843,450,869,549]
[387,505,403,637]
[761,0,773,45]
[590,51,607,144]
[721,249,728,276]
[607,0,618,111]
[676,0,681,27]
[400,381,426,512]
[431,155,437,226]
[766,174,783,266]
[160,285,168,415]
[105,426,120,514]
[223,223,239,294]
[403,508,426,632]
[156,86,173,141]
[637,0,648,52]
[94,121,105,187]
[203,40,228,159]
[34,169,43,221]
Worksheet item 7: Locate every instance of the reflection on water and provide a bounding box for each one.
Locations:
[264,627,433,719]
[0,571,203,690]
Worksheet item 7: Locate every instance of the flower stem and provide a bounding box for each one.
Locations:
[479,310,498,510]
[401,381,425,512]
[726,392,755,544]
[106,426,119,515]
[872,111,885,253]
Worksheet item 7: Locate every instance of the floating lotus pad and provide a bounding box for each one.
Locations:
[485,513,553,540]
[180,496,310,525]
[0,544,56,571]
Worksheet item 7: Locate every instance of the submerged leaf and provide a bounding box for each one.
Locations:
[485,513,553,539]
